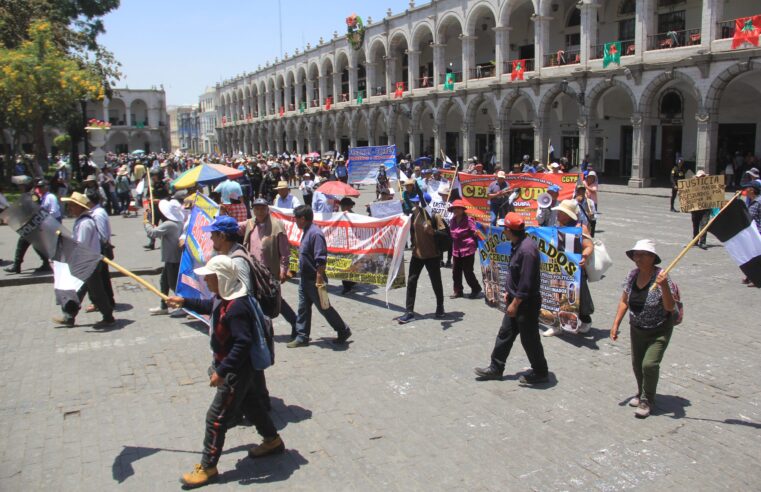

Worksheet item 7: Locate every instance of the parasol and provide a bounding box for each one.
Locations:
[316,180,360,197]
[171,163,243,190]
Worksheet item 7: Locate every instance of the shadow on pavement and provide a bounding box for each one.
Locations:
[269,396,313,431]
[219,448,309,485]
[311,338,352,351]
[554,327,609,350]
[652,394,691,418]
[84,318,135,332]
[113,302,133,312]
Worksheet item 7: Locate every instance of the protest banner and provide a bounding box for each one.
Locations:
[369,200,403,218]
[270,207,410,295]
[476,223,583,331]
[429,200,453,225]
[453,172,580,224]
[176,194,220,322]
[677,174,726,212]
[347,145,398,184]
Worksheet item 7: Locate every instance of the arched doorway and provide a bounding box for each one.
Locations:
[439,100,464,161]
[502,92,537,166]
[130,99,148,127]
[469,96,498,167]
[438,15,464,85]
[106,97,126,125]
[368,40,387,96]
[542,85,582,163]
[389,32,409,90]
[714,69,761,176]
[589,82,636,178]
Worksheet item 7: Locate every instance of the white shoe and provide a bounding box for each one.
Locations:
[542,326,563,337]
[577,321,592,334]
[149,307,169,315]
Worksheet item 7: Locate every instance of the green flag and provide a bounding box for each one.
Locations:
[443,72,455,91]
[603,41,621,68]
[299,101,306,113]
[356,90,363,104]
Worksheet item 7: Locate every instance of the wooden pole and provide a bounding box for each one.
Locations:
[147,174,155,219]
[651,190,742,290]
[445,167,459,204]
[102,257,169,301]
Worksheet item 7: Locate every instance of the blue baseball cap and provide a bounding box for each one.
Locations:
[201,215,240,235]
[410,193,432,204]
[547,184,561,193]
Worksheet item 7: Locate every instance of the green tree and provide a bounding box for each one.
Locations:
[0,20,103,176]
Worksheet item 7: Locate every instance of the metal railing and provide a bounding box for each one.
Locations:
[373,86,387,96]
[717,16,760,39]
[469,64,496,80]
[414,76,434,89]
[503,58,535,75]
[591,39,636,59]
[543,48,581,67]
[647,29,702,50]
[439,71,463,85]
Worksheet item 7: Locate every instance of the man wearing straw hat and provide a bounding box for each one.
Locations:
[53,192,115,328]
[273,181,302,210]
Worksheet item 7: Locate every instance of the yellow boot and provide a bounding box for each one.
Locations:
[180,463,218,488]
[248,435,285,459]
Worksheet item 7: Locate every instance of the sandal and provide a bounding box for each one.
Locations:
[85,304,98,313]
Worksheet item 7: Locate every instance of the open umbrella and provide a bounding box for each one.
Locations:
[413,156,432,166]
[171,163,243,190]
[306,152,320,159]
[316,180,360,197]
[131,149,146,155]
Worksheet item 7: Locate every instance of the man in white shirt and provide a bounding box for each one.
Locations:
[273,181,302,209]
[53,192,115,327]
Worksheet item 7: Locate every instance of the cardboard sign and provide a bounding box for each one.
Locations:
[677,175,726,212]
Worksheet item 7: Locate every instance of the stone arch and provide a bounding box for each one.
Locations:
[499,89,537,123]
[465,1,499,35]
[465,93,499,124]
[410,100,437,129]
[638,70,703,118]
[411,21,435,48]
[586,78,637,118]
[435,11,466,43]
[367,36,388,60]
[319,55,334,78]
[704,61,759,116]
[130,98,148,126]
[436,97,467,128]
[538,82,580,121]
[499,0,537,25]
[389,30,410,52]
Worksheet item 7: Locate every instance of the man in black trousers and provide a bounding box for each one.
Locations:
[474,212,549,385]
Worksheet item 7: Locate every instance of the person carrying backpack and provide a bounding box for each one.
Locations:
[610,239,681,419]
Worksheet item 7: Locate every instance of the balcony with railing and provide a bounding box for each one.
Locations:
[544,48,581,67]
[647,29,702,50]
[503,58,535,76]
[372,86,387,97]
[591,39,636,59]
[439,71,463,86]
[413,75,434,89]
[717,16,761,40]
[469,63,496,80]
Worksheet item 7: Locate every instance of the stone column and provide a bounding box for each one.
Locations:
[432,43,445,87]
[102,99,110,123]
[533,16,551,70]
[385,56,395,95]
[532,119,544,163]
[348,66,358,100]
[366,62,377,96]
[284,81,292,111]
[634,0,653,61]
[695,111,717,174]
[258,93,265,117]
[307,123,316,152]
[628,112,652,187]
[432,126,440,159]
[318,76,327,106]
[306,78,315,108]
[320,128,329,154]
[577,115,589,165]
[125,100,132,127]
[333,72,341,101]
[494,27,510,78]
[408,129,419,159]
[462,121,473,161]
[579,2,599,67]
[350,124,358,148]
[461,35,476,81]
[494,124,505,170]
[407,50,420,89]
[701,0,721,48]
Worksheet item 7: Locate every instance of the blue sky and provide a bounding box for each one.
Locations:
[100,0,413,106]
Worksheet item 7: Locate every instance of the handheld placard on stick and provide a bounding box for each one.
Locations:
[102,257,169,301]
[651,190,742,291]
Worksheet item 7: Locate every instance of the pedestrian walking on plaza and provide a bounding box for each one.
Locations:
[338,197,358,295]
[260,164,282,204]
[670,159,686,212]
[288,205,352,348]
[84,189,115,310]
[144,199,184,315]
[448,200,482,299]
[167,255,283,488]
[742,179,761,286]
[610,239,678,419]
[397,193,447,324]
[240,198,299,338]
[574,184,598,236]
[474,212,549,385]
[52,192,115,328]
[115,166,132,216]
[689,171,711,250]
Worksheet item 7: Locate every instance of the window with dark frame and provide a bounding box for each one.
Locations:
[619,18,635,40]
[658,10,686,33]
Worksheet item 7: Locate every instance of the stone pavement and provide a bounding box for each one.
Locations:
[0,188,760,491]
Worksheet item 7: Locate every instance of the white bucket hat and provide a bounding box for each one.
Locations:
[551,199,578,221]
[158,199,185,222]
[194,255,248,301]
[626,239,662,265]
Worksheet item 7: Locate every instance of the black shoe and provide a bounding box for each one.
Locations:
[397,312,415,324]
[445,261,452,268]
[670,208,678,213]
[518,371,549,385]
[449,292,463,299]
[143,245,155,250]
[434,308,446,319]
[34,263,52,273]
[468,289,483,299]
[474,366,503,380]
[4,264,20,274]
[334,328,352,345]
[341,285,353,295]
[93,316,116,329]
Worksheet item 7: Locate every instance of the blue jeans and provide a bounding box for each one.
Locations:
[295,277,349,342]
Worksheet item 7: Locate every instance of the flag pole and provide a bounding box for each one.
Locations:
[651,190,743,290]
[102,257,169,301]
[446,167,459,204]
[147,174,156,220]
[547,139,551,165]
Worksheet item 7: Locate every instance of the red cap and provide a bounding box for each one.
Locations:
[448,199,468,211]
[503,212,525,231]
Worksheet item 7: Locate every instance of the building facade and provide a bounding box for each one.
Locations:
[199,88,219,154]
[85,88,169,154]
[212,0,761,186]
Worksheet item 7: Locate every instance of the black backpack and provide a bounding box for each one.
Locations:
[230,248,281,318]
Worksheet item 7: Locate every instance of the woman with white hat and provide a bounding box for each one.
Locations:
[144,199,185,314]
[610,239,678,419]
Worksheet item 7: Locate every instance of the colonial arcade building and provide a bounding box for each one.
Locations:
[212,0,761,187]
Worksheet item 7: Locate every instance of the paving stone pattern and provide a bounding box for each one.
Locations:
[0,190,759,491]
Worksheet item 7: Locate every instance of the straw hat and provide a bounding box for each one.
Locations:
[158,199,185,222]
[626,239,661,265]
[61,191,91,210]
[437,185,450,196]
[194,255,248,301]
[275,180,289,191]
[552,199,578,221]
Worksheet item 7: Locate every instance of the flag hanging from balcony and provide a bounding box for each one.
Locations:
[603,41,622,68]
[279,106,284,117]
[325,96,332,110]
[299,101,306,113]
[394,82,405,98]
[511,59,526,81]
[731,16,761,49]
[443,72,455,91]
[356,90,363,104]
